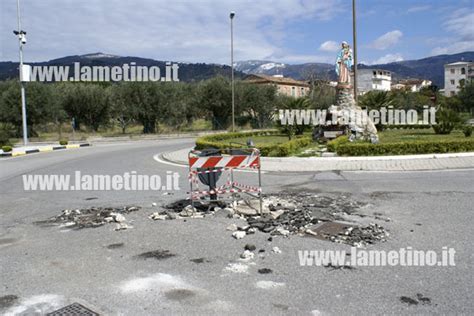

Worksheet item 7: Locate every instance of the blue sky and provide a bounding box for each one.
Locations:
[1,0,473,64]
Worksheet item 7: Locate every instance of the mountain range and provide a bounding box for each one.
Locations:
[1,51,473,88]
[235,52,474,88]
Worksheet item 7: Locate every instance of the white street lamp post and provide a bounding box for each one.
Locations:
[230,11,235,132]
[14,0,28,145]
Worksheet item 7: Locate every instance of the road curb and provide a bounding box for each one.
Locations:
[160,147,474,172]
[0,143,91,158]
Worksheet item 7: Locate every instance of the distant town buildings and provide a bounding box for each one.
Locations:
[244,74,310,98]
[392,79,432,92]
[356,69,392,94]
[444,61,473,96]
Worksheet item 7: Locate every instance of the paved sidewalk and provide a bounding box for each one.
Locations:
[161,147,474,172]
[0,143,90,157]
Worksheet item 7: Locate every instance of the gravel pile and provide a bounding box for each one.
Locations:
[37,206,140,229]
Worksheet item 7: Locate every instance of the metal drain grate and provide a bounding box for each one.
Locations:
[47,302,99,316]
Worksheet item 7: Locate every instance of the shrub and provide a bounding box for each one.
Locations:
[327,137,474,156]
[432,108,462,135]
[2,145,12,152]
[195,130,312,157]
[463,125,473,137]
[59,139,68,145]
[0,123,14,147]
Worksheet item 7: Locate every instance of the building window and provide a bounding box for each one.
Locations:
[450,69,455,74]
[291,86,296,96]
[450,79,455,85]
[300,87,305,95]
[461,68,466,74]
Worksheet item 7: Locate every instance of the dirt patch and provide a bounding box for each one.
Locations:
[164,289,195,301]
[106,243,124,249]
[0,295,19,309]
[136,250,176,260]
[400,294,432,306]
[190,258,210,264]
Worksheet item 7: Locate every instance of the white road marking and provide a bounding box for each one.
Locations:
[255,280,285,289]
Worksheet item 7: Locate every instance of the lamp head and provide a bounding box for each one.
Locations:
[230,11,235,19]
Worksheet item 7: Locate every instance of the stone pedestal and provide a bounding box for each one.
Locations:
[333,84,379,143]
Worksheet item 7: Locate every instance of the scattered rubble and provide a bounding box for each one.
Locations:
[226,224,238,231]
[323,263,356,271]
[244,244,256,251]
[157,192,388,246]
[35,206,140,229]
[272,247,282,254]
[232,231,246,239]
[240,250,255,260]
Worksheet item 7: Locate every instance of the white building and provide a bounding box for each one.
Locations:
[356,69,392,94]
[444,61,473,96]
[392,79,432,92]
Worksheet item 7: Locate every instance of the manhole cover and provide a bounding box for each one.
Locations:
[307,221,357,240]
[47,302,99,316]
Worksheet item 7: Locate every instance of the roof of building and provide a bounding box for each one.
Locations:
[445,61,473,67]
[243,74,310,87]
[398,78,431,85]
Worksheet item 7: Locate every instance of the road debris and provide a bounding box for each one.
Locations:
[160,192,388,246]
[35,206,140,229]
[244,244,256,251]
[400,294,432,306]
[232,231,246,239]
[323,263,356,271]
[272,247,282,254]
[240,250,255,260]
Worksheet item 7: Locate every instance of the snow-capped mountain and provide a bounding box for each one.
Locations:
[234,60,286,75]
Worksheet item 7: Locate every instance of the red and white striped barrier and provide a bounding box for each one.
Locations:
[188,155,259,169]
[188,148,262,209]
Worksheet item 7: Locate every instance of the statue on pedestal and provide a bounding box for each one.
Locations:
[332,41,379,144]
[335,41,352,84]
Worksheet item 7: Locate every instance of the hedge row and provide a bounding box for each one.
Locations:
[328,136,474,156]
[195,130,312,157]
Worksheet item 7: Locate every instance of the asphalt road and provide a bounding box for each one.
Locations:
[1,139,473,315]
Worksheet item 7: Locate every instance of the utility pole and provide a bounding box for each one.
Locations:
[352,0,358,103]
[230,11,235,132]
[15,0,28,145]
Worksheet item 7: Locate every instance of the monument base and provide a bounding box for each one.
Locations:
[332,83,379,144]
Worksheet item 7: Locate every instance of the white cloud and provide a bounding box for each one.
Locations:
[319,41,340,52]
[369,30,403,50]
[407,5,431,13]
[0,0,344,64]
[370,53,404,65]
[430,8,474,55]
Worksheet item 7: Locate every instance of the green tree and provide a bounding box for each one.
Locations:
[0,81,53,137]
[62,83,109,132]
[458,81,474,114]
[198,76,232,130]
